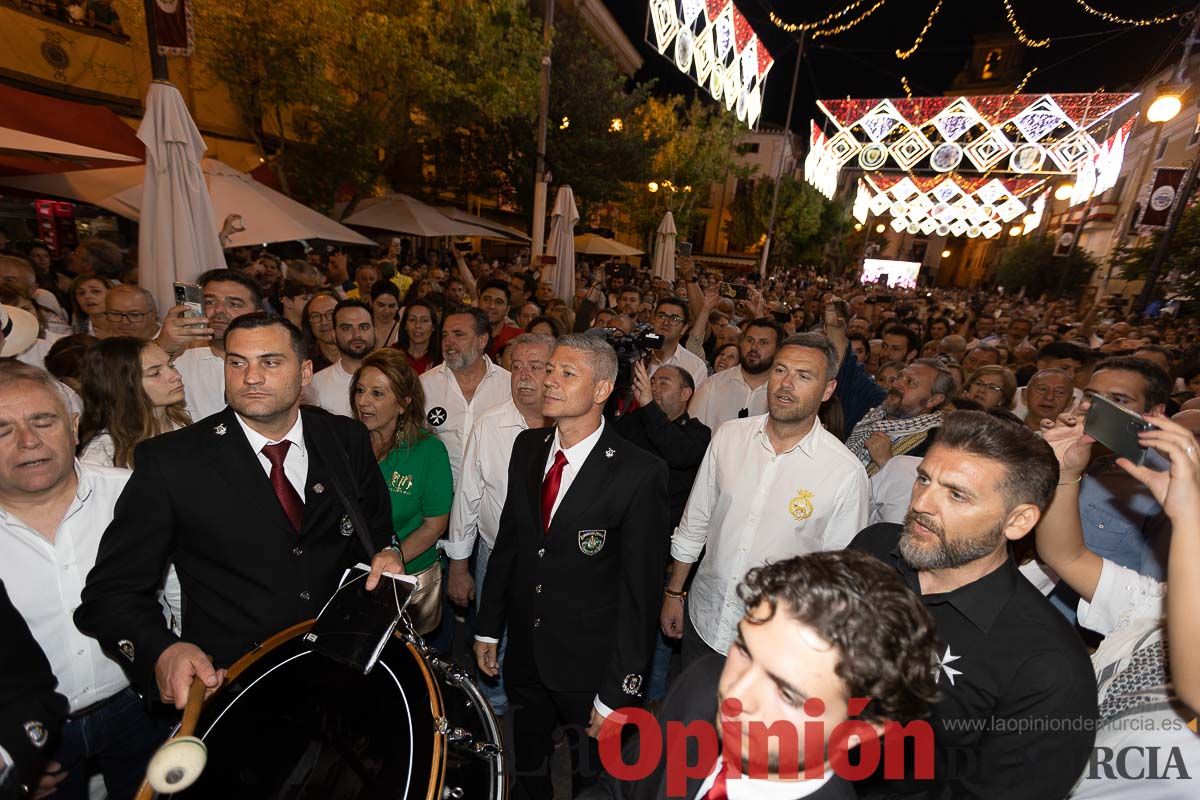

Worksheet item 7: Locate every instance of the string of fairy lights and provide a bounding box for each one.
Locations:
[770,0,1184,60]
[896,0,944,60]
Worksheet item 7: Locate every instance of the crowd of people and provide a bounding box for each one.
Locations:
[0,231,1199,800]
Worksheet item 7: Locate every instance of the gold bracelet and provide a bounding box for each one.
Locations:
[664,589,687,600]
[1058,475,1083,486]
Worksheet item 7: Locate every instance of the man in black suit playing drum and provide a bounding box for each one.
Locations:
[475,332,670,799]
[76,313,403,710]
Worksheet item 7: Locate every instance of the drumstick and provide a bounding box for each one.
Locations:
[138,679,211,798]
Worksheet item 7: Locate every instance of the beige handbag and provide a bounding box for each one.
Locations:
[406,560,444,636]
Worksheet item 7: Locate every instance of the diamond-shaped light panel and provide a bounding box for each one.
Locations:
[890,129,934,170]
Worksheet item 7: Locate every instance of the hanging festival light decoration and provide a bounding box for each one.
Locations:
[1002,0,1050,47]
[805,92,1138,194]
[648,0,773,129]
[1068,0,1182,26]
[851,173,1049,239]
[768,0,891,37]
[896,0,944,60]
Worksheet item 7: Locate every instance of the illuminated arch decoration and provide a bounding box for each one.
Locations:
[648,0,775,129]
[855,173,1048,239]
[805,92,1137,192]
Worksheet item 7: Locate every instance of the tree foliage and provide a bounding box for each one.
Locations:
[622,96,747,245]
[1112,199,1200,300]
[195,0,541,212]
[723,175,837,266]
[994,235,1098,296]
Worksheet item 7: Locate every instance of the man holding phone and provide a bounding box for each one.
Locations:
[1061,357,1174,584]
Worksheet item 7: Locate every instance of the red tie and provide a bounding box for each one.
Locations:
[702,763,727,800]
[540,450,568,533]
[262,441,304,533]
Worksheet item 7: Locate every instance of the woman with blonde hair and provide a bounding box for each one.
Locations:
[351,349,452,636]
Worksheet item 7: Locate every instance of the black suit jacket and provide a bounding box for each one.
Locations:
[75,407,393,692]
[614,404,710,527]
[582,655,856,800]
[477,422,670,711]
[0,580,67,796]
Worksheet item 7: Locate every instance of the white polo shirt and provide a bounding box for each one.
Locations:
[687,366,768,432]
[174,345,227,421]
[672,415,869,655]
[0,463,133,712]
[309,359,355,417]
[649,343,708,392]
[446,400,529,559]
[420,357,511,487]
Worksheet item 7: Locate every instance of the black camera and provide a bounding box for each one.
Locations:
[603,325,664,377]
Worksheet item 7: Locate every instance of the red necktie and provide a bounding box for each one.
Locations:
[540,450,568,533]
[262,441,304,533]
[702,763,727,800]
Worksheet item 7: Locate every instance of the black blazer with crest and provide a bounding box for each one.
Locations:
[75,406,393,693]
[476,422,670,711]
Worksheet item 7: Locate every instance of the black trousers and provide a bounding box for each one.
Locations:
[506,681,602,800]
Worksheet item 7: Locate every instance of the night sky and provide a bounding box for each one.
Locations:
[604,0,1193,132]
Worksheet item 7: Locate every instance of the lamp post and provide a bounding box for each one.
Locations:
[529,0,556,266]
[1135,5,1200,313]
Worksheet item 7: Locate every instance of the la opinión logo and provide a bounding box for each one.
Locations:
[598,697,936,796]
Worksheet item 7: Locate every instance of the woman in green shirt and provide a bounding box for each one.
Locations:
[351,349,452,634]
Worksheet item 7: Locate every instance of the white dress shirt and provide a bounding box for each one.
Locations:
[687,366,768,432]
[174,345,227,420]
[672,415,869,655]
[309,359,355,417]
[445,400,530,560]
[234,412,308,502]
[649,343,708,392]
[15,337,52,370]
[0,463,134,711]
[420,357,512,487]
[868,455,920,525]
[694,759,835,800]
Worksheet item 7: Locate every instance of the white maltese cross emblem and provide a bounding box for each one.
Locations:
[605,448,615,458]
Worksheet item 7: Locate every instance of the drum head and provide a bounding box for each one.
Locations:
[172,632,442,799]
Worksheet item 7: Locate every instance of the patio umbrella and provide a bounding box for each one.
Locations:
[136,81,225,317]
[573,233,644,258]
[544,186,579,303]
[0,128,141,163]
[651,211,677,283]
[341,194,498,237]
[436,206,530,241]
[0,160,374,246]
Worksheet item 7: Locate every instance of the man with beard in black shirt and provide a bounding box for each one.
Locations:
[851,410,1097,799]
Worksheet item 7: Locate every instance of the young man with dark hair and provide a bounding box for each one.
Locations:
[587,550,940,800]
[880,325,920,365]
[309,299,376,417]
[157,268,264,420]
[687,317,783,431]
[648,297,708,391]
[851,411,1097,800]
[478,279,523,359]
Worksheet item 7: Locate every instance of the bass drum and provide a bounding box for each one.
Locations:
[161,620,504,799]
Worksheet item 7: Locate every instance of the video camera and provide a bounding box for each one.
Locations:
[602,324,664,383]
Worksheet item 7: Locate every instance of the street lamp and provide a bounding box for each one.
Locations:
[1147,85,1184,123]
[940,249,951,258]
[647,181,659,193]
[1009,226,1023,236]
[609,117,623,132]
[1054,183,1074,201]
[854,223,863,231]
[875,223,886,234]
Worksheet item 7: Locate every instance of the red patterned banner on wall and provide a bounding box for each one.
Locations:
[153,0,194,57]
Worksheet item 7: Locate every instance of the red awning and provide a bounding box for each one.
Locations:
[0,83,143,177]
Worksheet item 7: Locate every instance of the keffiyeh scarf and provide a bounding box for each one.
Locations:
[846,406,943,472]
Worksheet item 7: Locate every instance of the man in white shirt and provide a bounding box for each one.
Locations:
[310,299,375,416]
[647,297,708,392]
[157,269,262,421]
[664,332,869,665]
[446,332,555,716]
[0,362,167,800]
[420,307,512,487]
[0,255,68,334]
[687,317,782,431]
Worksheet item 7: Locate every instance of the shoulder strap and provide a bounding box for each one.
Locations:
[308,418,384,562]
